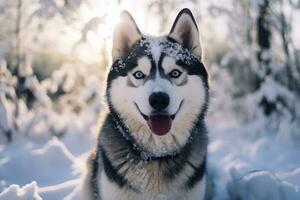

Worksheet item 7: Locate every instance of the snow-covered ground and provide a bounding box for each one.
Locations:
[0,127,97,200]
[207,120,300,200]
[1,114,299,200]
[1,83,300,200]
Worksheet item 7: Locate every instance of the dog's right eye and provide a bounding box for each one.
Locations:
[133,71,145,79]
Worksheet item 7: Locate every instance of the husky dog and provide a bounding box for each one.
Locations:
[82,8,210,200]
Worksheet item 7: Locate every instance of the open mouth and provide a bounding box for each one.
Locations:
[135,101,183,136]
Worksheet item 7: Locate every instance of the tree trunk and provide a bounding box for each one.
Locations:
[257,0,271,77]
[256,0,275,116]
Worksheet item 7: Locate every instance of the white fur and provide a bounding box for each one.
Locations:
[99,170,206,200]
[147,36,165,66]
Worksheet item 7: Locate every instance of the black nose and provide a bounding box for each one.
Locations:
[149,92,170,111]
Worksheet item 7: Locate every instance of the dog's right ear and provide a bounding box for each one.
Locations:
[112,11,142,62]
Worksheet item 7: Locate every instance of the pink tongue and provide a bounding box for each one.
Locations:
[147,115,172,136]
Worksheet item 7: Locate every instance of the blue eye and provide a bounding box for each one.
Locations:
[133,71,145,79]
[169,69,182,78]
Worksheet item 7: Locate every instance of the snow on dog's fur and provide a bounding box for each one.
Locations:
[81,8,210,200]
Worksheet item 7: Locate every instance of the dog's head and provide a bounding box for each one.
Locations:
[106,8,209,156]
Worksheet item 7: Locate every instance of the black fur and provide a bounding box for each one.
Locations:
[89,150,101,200]
[101,147,129,188]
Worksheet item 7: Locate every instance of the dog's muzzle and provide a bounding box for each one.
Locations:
[135,100,183,136]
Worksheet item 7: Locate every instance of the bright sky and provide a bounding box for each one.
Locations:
[292,10,300,49]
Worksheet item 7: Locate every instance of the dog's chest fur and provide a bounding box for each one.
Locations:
[100,171,206,200]
[90,115,207,200]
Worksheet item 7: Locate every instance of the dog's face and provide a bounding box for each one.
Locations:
[107,9,209,156]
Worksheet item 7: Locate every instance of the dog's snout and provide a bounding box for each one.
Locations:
[149,92,170,111]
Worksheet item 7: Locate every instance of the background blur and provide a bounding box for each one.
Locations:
[0,0,300,199]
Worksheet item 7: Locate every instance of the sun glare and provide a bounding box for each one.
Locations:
[96,11,120,40]
[73,0,158,64]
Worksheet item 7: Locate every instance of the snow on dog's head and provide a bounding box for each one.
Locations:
[106,9,209,156]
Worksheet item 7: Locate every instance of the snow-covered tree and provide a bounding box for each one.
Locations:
[207,0,300,129]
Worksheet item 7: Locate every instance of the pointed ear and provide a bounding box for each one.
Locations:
[168,8,202,59]
[112,11,142,62]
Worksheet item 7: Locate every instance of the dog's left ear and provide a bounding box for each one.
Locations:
[168,8,202,60]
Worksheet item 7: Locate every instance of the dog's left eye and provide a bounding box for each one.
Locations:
[169,69,182,78]
[133,71,145,79]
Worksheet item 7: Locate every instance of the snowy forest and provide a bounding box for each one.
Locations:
[0,0,300,199]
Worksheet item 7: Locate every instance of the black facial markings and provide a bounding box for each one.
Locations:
[156,45,208,88]
[108,38,147,85]
[108,38,162,89]
[165,37,208,79]
[108,36,208,90]
[176,59,208,79]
